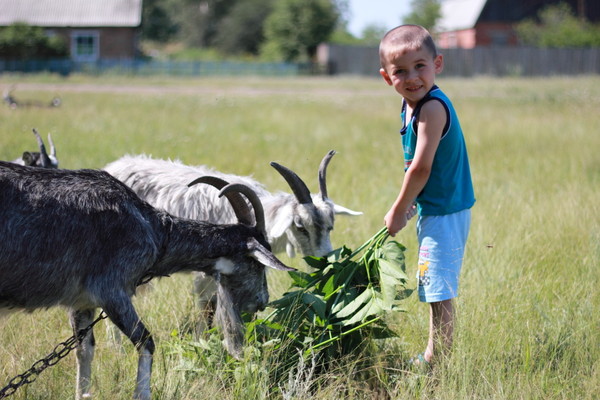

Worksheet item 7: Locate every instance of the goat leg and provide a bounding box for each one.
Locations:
[194,272,218,335]
[101,296,154,400]
[70,308,96,400]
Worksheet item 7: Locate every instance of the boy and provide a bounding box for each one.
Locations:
[379,25,475,366]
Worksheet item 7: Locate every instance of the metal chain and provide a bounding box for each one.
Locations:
[0,311,108,399]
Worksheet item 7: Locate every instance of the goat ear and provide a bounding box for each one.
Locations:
[22,152,35,166]
[268,205,294,239]
[333,202,363,216]
[248,238,295,271]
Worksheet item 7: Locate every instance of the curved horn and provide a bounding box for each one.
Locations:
[47,134,56,159]
[219,183,266,235]
[188,176,253,226]
[270,161,313,205]
[32,129,52,168]
[318,150,336,200]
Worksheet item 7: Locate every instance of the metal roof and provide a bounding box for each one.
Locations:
[0,0,142,27]
[436,0,487,32]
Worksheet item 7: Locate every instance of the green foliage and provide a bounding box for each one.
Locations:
[0,23,68,60]
[515,2,600,47]
[141,0,179,42]
[247,228,412,367]
[212,0,274,55]
[176,0,238,47]
[360,24,391,45]
[262,0,338,61]
[402,0,441,32]
[328,28,362,45]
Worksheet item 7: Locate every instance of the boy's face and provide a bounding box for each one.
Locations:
[379,46,443,107]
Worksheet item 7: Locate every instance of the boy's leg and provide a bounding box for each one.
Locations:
[416,209,470,364]
[424,299,454,363]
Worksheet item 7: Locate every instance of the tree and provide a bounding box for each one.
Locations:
[213,0,274,55]
[361,24,389,45]
[515,2,600,47]
[402,0,441,32]
[262,0,338,61]
[141,0,178,42]
[0,23,67,60]
[176,0,238,47]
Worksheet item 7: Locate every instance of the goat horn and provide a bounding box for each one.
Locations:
[219,183,266,235]
[48,134,56,158]
[32,129,52,168]
[270,161,313,205]
[187,176,254,226]
[318,150,336,200]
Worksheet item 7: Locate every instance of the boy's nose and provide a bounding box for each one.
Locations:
[406,69,418,81]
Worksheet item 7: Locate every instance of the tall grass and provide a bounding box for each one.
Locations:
[0,74,598,399]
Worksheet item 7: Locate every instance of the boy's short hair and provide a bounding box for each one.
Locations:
[379,25,438,68]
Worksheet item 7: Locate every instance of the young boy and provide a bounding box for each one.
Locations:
[379,25,475,366]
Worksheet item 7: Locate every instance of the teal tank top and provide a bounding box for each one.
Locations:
[400,86,475,216]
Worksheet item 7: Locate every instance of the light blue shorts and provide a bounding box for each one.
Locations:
[416,209,471,303]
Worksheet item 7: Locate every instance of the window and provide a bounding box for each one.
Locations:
[71,31,99,62]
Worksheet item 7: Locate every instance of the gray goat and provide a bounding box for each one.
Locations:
[103,151,361,330]
[0,161,293,400]
[11,128,59,168]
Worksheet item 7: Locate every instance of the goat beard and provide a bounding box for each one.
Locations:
[214,284,244,360]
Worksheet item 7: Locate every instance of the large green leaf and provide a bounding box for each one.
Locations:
[316,271,336,297]
[344,294,386,325]
[381,240,407,260]
[327,245,352,262]
[288,270,313,288]
[332,286,373,319]
[302,292,327,321]
[377,258,407,282]
[332,260,360,289]
[303,255,329,270]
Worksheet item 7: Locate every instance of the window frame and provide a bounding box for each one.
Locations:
[70,30,100,62]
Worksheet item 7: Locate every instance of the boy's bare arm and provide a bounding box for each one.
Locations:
[384,100,446,236]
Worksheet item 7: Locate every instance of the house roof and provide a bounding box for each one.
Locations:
[0,0,142,27]
[436,0,487,32]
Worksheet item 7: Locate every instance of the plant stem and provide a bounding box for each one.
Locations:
[307,316,383,353]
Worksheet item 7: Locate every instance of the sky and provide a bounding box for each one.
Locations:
[347,0,412,37]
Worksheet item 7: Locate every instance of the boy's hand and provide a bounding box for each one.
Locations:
[384,208,408,237]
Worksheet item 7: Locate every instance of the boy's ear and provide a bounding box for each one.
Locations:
[380,68,393,85]
[434,54,444,74]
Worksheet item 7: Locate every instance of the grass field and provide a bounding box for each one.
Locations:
[1,74,599,399]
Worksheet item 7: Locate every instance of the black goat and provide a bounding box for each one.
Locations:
[0,162,293,400]
[11,129,59,168]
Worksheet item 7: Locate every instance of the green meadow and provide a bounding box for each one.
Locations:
[0,74,598,399]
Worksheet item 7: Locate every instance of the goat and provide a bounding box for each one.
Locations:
[0,161,293,400]
[11,128,59,168]
[104,150,361,258]
[3,86,61,109]
[103,151,362,331]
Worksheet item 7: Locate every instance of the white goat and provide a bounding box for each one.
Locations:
[104,150,361,258]
[0,162,293,400]
[104,151,361,331]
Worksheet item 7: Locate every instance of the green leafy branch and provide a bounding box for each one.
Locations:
[248,227,413,361]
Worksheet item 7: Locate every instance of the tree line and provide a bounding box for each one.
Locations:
[142,0,342,61]
[1,1,599,62]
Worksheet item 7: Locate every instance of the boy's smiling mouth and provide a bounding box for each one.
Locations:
[406,85,423,92]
